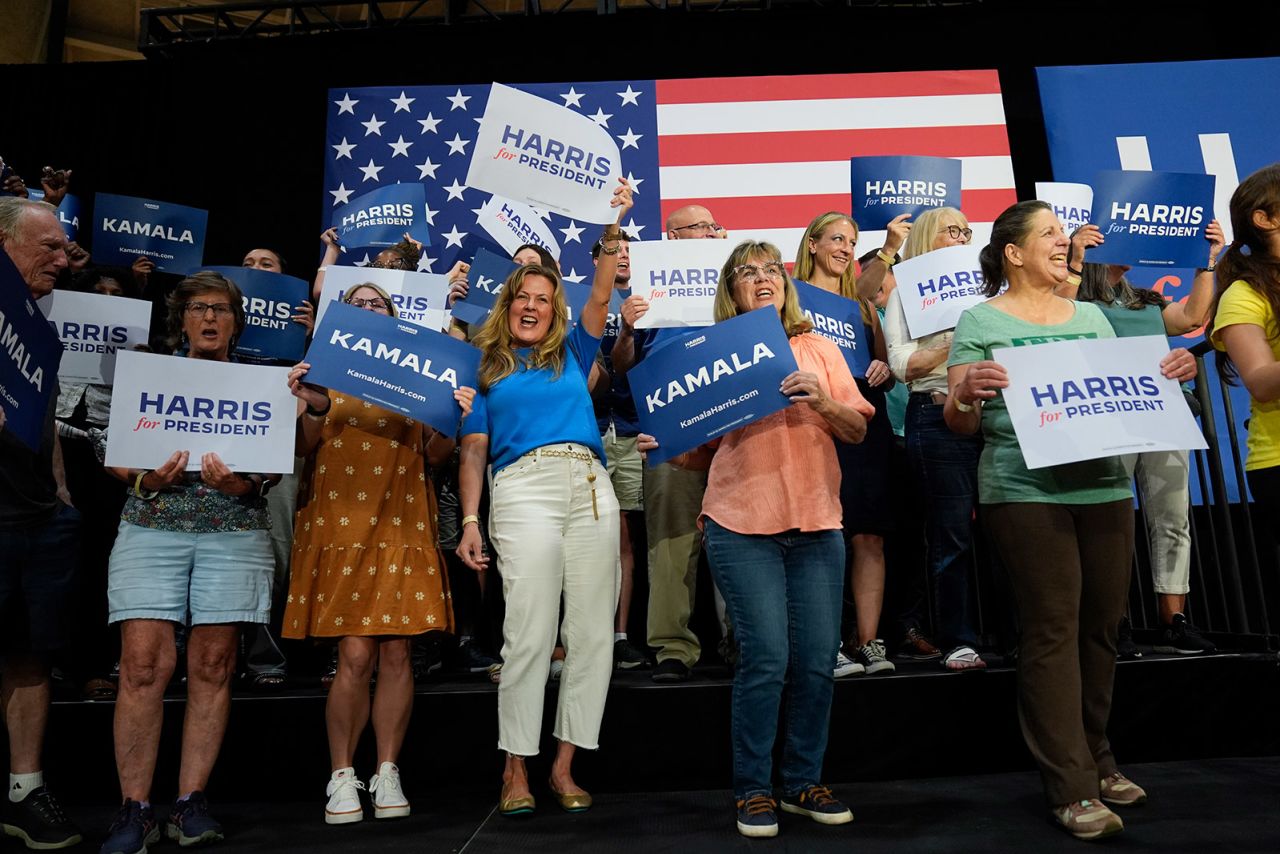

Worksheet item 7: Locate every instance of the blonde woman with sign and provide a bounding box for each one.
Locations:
[880,205,985,670]
[945,200,1194,841]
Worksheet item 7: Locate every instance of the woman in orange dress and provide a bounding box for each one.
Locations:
[284,283,473,826]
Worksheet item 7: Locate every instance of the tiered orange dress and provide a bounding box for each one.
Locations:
[283,394,453,638]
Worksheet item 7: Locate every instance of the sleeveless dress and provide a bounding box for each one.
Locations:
[283,394,453,638]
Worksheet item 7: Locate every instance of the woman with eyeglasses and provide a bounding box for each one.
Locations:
[880,206,986,671]
[283,282,472,826]
[101,271,281,851]
[792,213,897,680]
[640,241,873,839]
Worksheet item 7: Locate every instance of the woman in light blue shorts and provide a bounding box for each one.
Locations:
[100,271,280,853]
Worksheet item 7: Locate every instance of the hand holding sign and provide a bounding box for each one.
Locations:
[201,452,253,497]
[138,451,190,494]
[954,360,1009,407]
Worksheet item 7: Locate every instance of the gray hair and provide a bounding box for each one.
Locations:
[0,197,56,245]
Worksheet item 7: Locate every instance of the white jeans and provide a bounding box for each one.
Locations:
[489,444,620,756]
[1121,449,1191,595]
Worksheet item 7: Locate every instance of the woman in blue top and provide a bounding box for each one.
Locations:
[457,180,633,816]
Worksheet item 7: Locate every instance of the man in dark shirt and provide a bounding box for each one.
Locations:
[0,196,82,849]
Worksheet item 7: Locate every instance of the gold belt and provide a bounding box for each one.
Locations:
[524,446,594,463]
[522,445,600,518]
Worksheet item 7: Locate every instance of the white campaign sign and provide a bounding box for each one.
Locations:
[1035,181,1094,234]
[895,243,990,339]
[629,239,733,329]
[476,195,562,260]
[995,335,1207,470]
[465,83,622,224]
[316,266,450,332]
[105,351,296,473]
[38,291,150,384]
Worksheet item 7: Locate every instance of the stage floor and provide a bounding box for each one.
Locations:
[70,756,1280,853]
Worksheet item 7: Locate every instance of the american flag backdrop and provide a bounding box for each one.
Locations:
[322,71,1016,281]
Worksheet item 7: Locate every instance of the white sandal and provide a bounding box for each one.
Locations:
[942,646,987,671]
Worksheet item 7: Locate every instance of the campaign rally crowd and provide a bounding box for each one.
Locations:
[2,151,1280,853]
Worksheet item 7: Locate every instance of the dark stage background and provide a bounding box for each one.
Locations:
[0,1,1271,275]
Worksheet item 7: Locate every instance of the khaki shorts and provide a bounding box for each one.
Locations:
[603,431,643,512]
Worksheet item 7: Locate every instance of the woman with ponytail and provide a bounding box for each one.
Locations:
[1210,163,1280,533]
[945,201,1195,841]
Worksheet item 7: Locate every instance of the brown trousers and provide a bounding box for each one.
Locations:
[983,499,1134,805]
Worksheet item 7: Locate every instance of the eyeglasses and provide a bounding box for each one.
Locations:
[732,262,786,284]
[348,297,391,310]
[671,221,726,236]
[184,302,234,317]
[939,225,973,242]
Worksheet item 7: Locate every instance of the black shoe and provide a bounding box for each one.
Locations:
[1153,613,1217,655]
[165,791,224,847]
[651,658,690,683]
[1116,616,1142,660]
[0,786,83,850]
[613,638,649,670]
[101,800,159,854]
[451,642,501,674]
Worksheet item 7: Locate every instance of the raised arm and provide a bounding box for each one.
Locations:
[1163,220,1226,334]
[579,179,634,338]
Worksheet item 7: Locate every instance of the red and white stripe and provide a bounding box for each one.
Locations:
[655,70,1016,255]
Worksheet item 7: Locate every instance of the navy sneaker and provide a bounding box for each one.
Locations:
[165,792,224,847]
[0,786,82,849]
[735,795,778,838]
[780,784,854,825]
[101,800,159,854]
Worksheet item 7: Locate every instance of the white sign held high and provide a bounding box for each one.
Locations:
[466,83,622,224]
[1035,182,1094,235]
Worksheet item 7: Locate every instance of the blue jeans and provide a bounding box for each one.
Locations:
[905,395,981,650]
[703,519,843,800]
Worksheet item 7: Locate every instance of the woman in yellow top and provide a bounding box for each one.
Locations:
[1210,163,1280,531]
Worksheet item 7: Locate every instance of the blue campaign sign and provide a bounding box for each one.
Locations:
[0,252,63,450]
[92,193,208,272]
[450,247,519,326]
[628,306,798,465]
[27,190,81,241]
[849,155,962,231]
[1036,57,1279,504]
[303,300,479,436]
[1088,171,1215,269]
[793,280,871,378]
[564,282,593,326]
[332,184,431,250]
[201,266,312,363]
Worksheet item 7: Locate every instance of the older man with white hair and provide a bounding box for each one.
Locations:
[0,196,81,850]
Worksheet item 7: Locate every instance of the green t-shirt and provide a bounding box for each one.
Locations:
[1093,301,1166,339]
[948,300,1132,505]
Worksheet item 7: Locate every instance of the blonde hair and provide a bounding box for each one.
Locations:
[902,206,970,260]
[792,212,859,299]
[714,241,813,337]
[473,265,569,391]
[343,282,399,318]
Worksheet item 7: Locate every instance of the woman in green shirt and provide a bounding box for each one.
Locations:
[944,201,1196,842]
[1064,220,1224,657]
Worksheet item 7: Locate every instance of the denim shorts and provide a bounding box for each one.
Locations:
[107,522,273,626]
[0,503,81,653]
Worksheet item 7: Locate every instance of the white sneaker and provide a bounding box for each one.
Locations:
[833,650,866,678]
[325,769,365,825]
[369,761,411,819]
